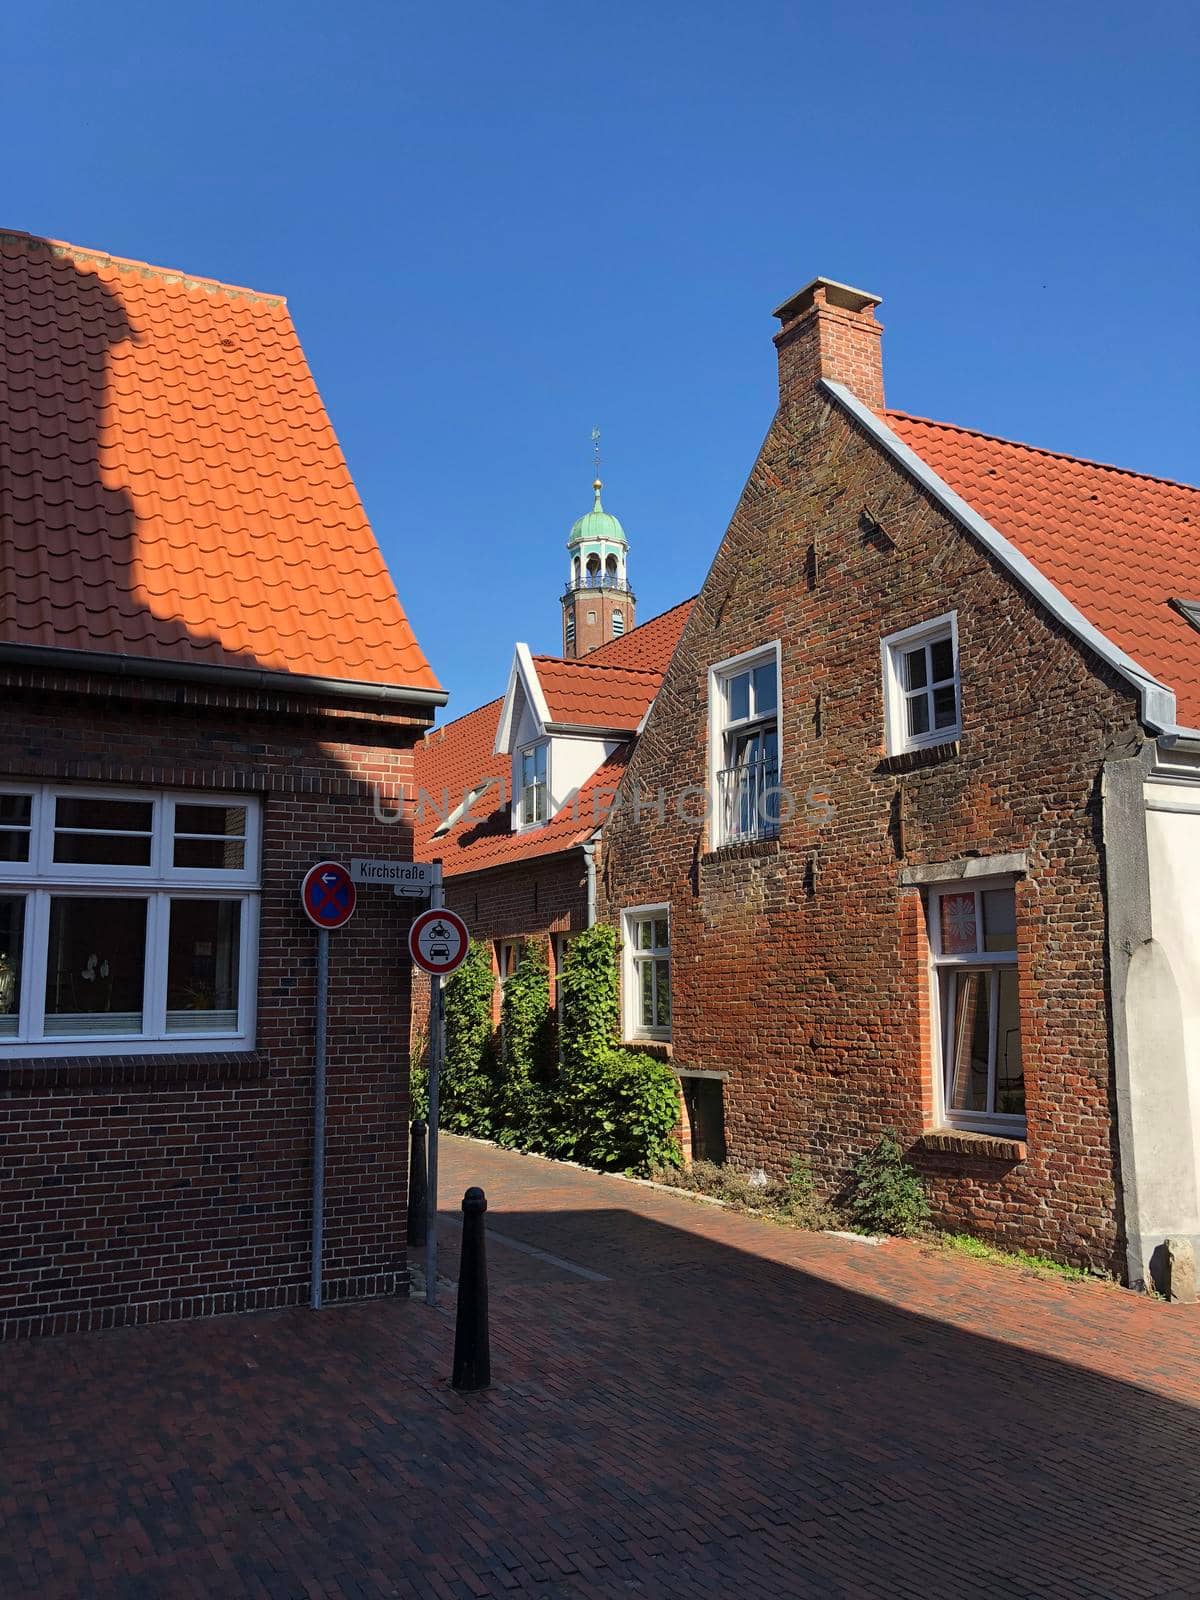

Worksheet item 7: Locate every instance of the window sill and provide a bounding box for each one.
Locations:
[0,1049,271,1093]
[624,1039,673,1061]
[701,835,781,867]
[878,739,960,774]
[917,1129,1027,1162]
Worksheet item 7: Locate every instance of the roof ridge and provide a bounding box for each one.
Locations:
[532,654,663,677]
[0,228,286,308]
[884,407,1200,495]
[419,693,504,742]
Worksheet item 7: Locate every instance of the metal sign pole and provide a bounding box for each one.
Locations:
[425,862,444,1306]
[311,925,330,1310]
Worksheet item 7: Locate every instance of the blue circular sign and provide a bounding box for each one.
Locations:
[301,860,357,929]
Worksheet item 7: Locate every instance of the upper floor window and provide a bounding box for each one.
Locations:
[0,785,260,1057]
[929,880,1024,1133]
[565,610,576,647]
[710,644,781,846]
[612,610,625,636]
[519,743,548,827]
[882,614,960,755]
[623,907,670,1040]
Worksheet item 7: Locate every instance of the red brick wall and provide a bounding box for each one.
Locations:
[598,379,1140,1271]
[0,666,425,1338]
[563,589,634,659]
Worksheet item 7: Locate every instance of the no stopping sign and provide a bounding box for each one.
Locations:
[408,908,469,976]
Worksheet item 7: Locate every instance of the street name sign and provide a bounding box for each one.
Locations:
[350,858,435,895]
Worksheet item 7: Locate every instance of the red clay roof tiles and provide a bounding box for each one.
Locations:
[885,410,1200,727]
[0,229,439,692]
[413,599,693,876]
[532,656,663,730]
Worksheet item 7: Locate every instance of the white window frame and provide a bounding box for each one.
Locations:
[707,642,782,848]
[516,741,549,830]
[0,783,260,1058]
[881,613,961,756]
[622,904,671,1042]
[927,876,1025,1136]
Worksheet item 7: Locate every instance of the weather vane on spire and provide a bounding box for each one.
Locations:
[592,425,601,484]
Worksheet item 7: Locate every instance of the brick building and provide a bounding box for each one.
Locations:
[409,474,691,1030]
[598,276,1200,1283]
[0,231,443,1338]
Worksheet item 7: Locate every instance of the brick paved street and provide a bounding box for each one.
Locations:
[4,1135,1200,1598]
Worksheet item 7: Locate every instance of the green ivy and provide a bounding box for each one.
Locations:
[439,939,499,1136]
[496,940,556,1146]
[558,925,681,1175]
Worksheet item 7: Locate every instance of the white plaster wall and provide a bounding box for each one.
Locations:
[550,735,621,814]
[1137,782,1200,1238]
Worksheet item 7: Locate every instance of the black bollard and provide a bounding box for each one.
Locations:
[451,1187,490,1391]
[407,1121,428,1248]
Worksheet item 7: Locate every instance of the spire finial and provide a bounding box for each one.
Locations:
[591,426,602,504]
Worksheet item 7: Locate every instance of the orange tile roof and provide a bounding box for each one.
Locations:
[0,229,439,693]
[533,656,663,730]
[413,598,694,876]
[885,410,1200,727]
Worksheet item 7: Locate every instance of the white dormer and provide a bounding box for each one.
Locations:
[494,644,634,832]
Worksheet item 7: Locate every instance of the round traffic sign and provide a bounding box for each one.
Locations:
[408,907,469,976]
[301,860,357,929]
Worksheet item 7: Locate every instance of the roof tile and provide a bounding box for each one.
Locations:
[885,410,1200,727]
[0,229,439,691]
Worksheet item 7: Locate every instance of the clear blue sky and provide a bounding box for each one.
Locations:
[7,1,1198,716]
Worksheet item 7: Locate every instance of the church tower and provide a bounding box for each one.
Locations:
[561,478,635,657]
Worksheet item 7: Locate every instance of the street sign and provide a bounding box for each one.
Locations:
[409,907,469,976]
[301,860,357,930]
[350,858,435,896]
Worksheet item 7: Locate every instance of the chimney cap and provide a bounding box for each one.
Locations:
[773,276,882,324]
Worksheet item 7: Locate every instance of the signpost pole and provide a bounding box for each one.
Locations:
[424,862,445,1307]
[311,925,330,1310]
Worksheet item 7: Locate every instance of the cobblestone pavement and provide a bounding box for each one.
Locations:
[4,1135,1200,1599]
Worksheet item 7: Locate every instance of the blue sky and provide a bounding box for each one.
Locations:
[7,1,1198,715]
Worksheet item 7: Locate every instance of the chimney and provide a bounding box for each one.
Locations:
[772,277,884,412]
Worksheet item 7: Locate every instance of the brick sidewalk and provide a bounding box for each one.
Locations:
[3,1135,1200,1598]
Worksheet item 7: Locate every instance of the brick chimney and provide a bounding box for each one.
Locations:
[772,277,884,411]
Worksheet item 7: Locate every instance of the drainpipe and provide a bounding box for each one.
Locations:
[581,840,597,927]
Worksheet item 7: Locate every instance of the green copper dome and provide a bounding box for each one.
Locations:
[567,479,627,548]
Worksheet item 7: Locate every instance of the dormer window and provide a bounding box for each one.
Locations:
[519,743,548,827]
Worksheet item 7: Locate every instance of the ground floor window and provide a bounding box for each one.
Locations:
[929,881,1025,1132]
[681,1075,726,1164]
[0,784,259,1056]
[622,906,671,1041]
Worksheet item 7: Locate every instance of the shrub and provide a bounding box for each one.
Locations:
[571,1046,682,1175]
[846,1130,930,1236]
[409,1022,429,1123]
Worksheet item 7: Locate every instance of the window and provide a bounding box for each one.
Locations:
[882,615,960,755]
[929,881,1024,1133]
[0,785,259,1056]
[612,609,625,636]
[496,939,522,989]
[565,611,576,647]
[710,645,780,845]
[518,744,548,826]
[623,907,671,1040]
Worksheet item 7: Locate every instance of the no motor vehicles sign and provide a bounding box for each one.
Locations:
[408,907,469,976]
